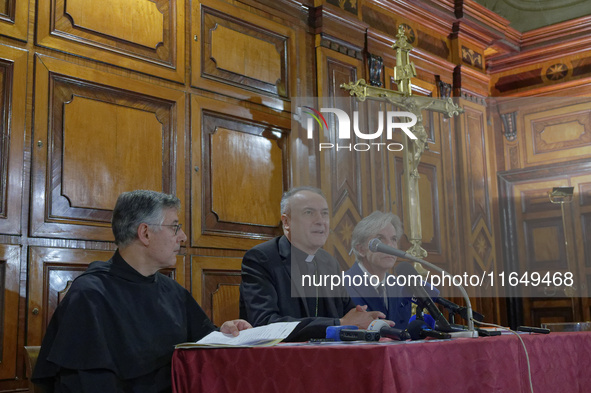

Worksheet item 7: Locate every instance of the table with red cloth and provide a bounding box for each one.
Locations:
[172,331,591,393]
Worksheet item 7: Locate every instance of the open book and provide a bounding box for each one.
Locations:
[175,321,300,348]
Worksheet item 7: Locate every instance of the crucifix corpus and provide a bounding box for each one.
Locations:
[340,25,464,259]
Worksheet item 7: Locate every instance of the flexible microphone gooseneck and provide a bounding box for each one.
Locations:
[368,238,477,335]
[395,261,453,332]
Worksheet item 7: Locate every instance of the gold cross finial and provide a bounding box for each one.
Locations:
[392,25,416,96]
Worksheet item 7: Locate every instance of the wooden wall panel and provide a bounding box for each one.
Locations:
[498,161,591,326]
[30,55,185,241]
[192,0,295,107]
[316,47,367,269]
[36,0,184,82]
[458,100,496,283]
[0,0,28,41]
[27,247,186,345]
[191,256,241,325]
[0,45,26,235]
[524,102,591,166]
[525,299,577,328]
[0,245,20,380]
[571,175,591,319]
[190,95,289,249]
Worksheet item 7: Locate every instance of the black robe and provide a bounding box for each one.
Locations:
[32,250,216,393]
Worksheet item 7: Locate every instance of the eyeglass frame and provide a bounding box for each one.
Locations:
[145,223,183,235]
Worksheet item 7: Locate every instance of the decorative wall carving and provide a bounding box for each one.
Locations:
[500,111,517,141]
[524,102,591,165]
[368,53,383,87]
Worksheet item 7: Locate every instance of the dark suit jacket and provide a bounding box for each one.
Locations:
[344,262,412,329]
[239,236,355,341]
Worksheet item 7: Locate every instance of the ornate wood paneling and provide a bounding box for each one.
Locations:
[0,245,20,380]
[498,160,591,326]
[0,0,28,41]
[28,247,186,345]
[36,0,184,82]
[571,175,591,319]
[191,256,241,325]
[524,102,591,166]
[458,100,496,278]
[316,47,366,269]
[190,95,288,249]
[192,0,295,106]
[30,55,185,241]
[0,45,26,235]
[525,298,578,328]
[523,217,567,271]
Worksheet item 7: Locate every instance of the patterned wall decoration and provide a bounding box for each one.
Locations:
[461,46,483,70]
[399,24,416,44]
[327,0,358,15]
[368,53,383,87]
[544,63,569,81]
[501,111,517,141]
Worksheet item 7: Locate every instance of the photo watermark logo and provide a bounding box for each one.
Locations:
[302,106,418,152]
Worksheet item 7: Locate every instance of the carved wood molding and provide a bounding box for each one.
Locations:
[36,0,184,82]
[313,3,367,52]
[0,46,27,236]
[31,55,185,241]
[0,0,28,41]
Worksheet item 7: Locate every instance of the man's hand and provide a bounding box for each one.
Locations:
[339,305,394,329]
[220,319,252,337]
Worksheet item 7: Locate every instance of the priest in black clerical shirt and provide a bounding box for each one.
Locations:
[32,190,251,393]
[239,186,390,341]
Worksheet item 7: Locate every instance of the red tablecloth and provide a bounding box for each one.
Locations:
[172,331,591,393]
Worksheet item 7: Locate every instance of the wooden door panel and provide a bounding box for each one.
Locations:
[191,256,241,325]
[36,0,184,82]
[31,55,185,241]
[191,0,295,107]
[571,174,591,319]
[0,45,27,235]
[0,245,20,379]
[498,160,591,326]
[190,95,288,250]
[0,0,28,41]
[27,247,186,345]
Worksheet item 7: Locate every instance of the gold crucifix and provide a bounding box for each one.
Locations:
[341,25,464,258]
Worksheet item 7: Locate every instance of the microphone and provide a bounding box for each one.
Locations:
[368,238,477,336]
[325,325,380,341]
[436,297,484,322]
[339,329,380,341]
[369,238,405,257]
[368,319,411,341]
[407,319,451,340]
[395,261,453,332]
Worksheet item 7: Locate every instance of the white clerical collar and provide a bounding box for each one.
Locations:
[305,254,315,263]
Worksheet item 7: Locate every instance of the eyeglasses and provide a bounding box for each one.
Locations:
[146,223,183,235]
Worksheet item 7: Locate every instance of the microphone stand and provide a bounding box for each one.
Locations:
[400,253,477,336]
